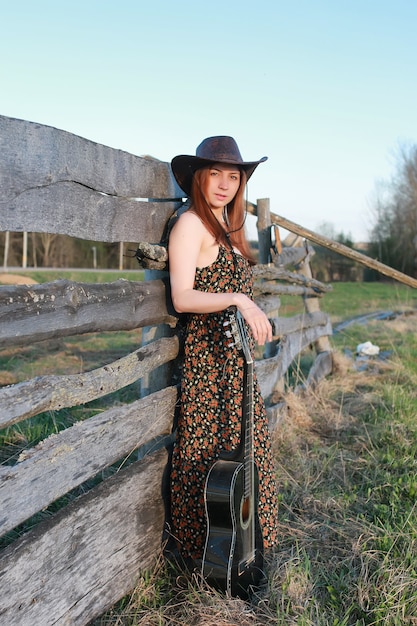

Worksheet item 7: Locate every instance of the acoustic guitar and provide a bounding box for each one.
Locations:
[201,308,265,599]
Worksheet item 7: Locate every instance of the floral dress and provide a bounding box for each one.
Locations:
[170,245,278,561]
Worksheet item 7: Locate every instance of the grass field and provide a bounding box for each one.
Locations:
[1,276,417,624]
[4,268,145,284]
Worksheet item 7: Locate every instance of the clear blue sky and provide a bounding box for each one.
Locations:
[2,0,417,242]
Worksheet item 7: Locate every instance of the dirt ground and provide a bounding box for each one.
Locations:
[0,273,38,285]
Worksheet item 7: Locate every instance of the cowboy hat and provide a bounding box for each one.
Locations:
[171,136,267,196]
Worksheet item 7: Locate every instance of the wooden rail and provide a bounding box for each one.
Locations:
[0,115,333,625]
[260,210,417,289]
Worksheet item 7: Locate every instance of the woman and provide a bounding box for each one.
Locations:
[168,136,278,569]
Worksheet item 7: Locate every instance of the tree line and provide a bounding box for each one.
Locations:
[367,143,417,279]
[0,232,141,271]
[1,229,362,281]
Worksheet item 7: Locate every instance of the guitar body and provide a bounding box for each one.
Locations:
[202,458,264,599]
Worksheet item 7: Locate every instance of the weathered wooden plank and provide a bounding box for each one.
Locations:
[251,198,417,289]
[0,386,177,537]
[305,350,333,388]
[0,278,178,347]
[297,253,333,354]
[256,317,333,399]
[0,114,183,199]
[0,184,180,242]
[0,336,179,428]
[266,402,287,433]
[272,311,330,339]
[255,294,281,314]
[134,241,169,270]
[253,264,332,293]
[271,245,311,268]
[254,282,324,298]
[0,449,167,626]
[269,209,417,289]
[0,114,184,241]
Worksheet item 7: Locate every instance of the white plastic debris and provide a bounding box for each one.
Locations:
[356,341,380,356]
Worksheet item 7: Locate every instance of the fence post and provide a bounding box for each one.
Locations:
[256,198,271,265]
[119,242,124,271]
[22,232,28,268]
[3,231,9,270]
[298,253,332,354]
[140,269,175,398]
[256,198,284,394]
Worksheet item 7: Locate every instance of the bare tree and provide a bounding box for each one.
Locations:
[369,144,417,278]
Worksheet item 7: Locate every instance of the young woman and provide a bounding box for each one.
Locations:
[168,136,278,568]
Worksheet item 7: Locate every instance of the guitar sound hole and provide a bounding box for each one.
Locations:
[240,496,252,529]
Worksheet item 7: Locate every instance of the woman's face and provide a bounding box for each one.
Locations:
[204,163,241,210]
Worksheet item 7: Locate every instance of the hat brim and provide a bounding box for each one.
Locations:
[171,154,267,196]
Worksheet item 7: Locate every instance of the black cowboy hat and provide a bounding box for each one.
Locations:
[171,136,267,196]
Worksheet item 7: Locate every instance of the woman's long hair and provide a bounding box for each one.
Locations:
[190,167,256,264]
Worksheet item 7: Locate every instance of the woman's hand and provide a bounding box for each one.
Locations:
[239,302,272,346]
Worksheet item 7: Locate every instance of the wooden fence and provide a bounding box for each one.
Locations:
[0,115,333,625]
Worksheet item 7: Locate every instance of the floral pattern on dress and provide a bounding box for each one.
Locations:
[170,245,278,559]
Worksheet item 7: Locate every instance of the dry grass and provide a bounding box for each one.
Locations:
[96,554,269,625]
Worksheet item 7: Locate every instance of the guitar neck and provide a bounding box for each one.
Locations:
[221,309,255,473]
[242,359,254,498]
[233,310,255,498]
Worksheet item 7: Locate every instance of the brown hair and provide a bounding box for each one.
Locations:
[190,168,256,264]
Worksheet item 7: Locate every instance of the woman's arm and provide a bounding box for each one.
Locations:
[168,212,243,313]
[168,212,272,345]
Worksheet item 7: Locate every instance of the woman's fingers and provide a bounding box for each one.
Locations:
[241,306,272,345]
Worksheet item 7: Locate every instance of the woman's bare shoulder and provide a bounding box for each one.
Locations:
[178,210,204,224]
[171,210,206,236]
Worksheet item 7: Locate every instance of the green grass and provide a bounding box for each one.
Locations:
[278,281,417,322]
[0,329,143,382]
[321,281,417,323]
[7,269,145,284]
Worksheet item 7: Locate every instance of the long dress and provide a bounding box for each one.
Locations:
[170,244,278,561]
